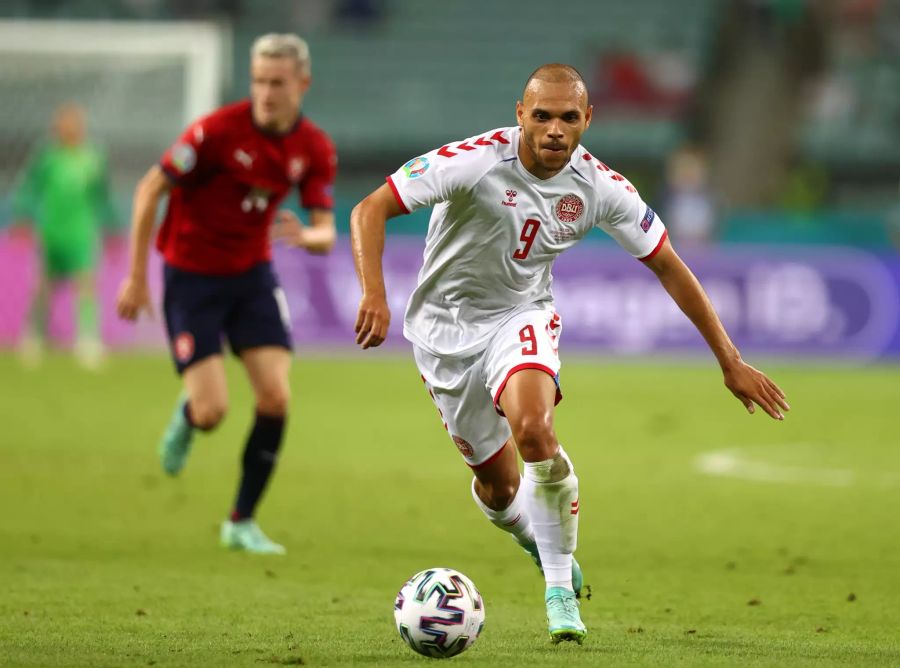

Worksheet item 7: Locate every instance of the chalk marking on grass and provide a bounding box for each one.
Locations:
[695,447,856,487]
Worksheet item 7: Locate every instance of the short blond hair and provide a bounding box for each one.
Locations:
[251,33,311,76]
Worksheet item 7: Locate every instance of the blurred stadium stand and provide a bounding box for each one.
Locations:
[1,0,897,243]
[0,0,898,356]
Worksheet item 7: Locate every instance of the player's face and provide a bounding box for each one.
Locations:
[53,105,86,147]
[516,81,592,179]
[250,56,310,132]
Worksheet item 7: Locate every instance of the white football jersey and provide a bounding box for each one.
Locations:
[388,126,667,358]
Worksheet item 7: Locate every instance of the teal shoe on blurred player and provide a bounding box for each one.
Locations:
[522,541,584,597]
[220,519,286,555]
[158,399,194,476]
[545,586,587,644]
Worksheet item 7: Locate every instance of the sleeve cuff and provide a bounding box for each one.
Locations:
[638,229,668,262]
[386,175,410,215]
[159,162,182,184]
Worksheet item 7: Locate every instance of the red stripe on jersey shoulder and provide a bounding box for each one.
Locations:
[436,131,510,158]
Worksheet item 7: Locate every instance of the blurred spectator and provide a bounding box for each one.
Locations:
[591,48,657,113]
[644,44,697,113]
[11,103,117,369]
[835,0,882,56]
[590,46,695,118]
[660,145,717,248]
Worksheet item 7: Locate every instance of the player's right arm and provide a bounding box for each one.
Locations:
[350,183,406,349]
[11,148,45,229]
[351,133,500,348]
[116,165,171,321]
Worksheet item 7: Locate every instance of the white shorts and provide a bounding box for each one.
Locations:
[413,307,563,468]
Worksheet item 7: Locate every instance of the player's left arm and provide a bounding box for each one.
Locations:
[642,237,790,420]
[11,149,44,227]
[271,207,336,254]
[289,129,338,254]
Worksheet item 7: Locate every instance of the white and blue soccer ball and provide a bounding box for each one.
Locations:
[394,567,485,659]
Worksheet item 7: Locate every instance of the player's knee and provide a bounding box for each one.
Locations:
[487,481,518,510]
[512,413,557,460]
[256,385,290,416]
[190,399,228,430]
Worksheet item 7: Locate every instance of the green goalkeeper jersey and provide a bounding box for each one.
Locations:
[13,143,116,276]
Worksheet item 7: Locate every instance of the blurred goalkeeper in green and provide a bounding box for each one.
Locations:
[13,103,117,369]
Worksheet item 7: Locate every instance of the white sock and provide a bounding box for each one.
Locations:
[470,477,536,547]
[522,446,579,591]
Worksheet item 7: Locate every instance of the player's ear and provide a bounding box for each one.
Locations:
[584,104,593,130]
[516,101,524,128]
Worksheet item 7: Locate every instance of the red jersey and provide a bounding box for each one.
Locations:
[157,100,336,275]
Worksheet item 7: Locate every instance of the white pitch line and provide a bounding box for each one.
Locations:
[695,448,856,487]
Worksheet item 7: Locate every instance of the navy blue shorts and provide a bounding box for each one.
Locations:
[163,262,292,374]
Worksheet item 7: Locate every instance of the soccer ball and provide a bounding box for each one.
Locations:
[394,567,485,659]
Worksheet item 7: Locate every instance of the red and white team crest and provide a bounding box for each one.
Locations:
[174,332,195,363]
[452,435,475,458]
[555,194,584,223]
[288,157,305,182]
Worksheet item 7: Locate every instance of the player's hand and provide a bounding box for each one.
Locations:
[355,293,390,349]
[723,360,790,420]
[116,276,154,322]
[271,209,307,248]
[9,222,33,243]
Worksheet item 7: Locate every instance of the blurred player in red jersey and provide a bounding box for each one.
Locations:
[116,34,337,554]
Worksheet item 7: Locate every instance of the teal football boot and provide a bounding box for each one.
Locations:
[545,586,587,644]
[158,399,194,476]
[220,519,286,555]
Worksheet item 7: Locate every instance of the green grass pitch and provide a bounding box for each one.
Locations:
[1,352,898,666]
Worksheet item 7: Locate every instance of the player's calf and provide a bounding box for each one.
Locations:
[471,476,535,547]
[230,412,286,521]
[522,446,580,593]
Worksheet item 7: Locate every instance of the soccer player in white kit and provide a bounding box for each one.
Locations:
[351,64,789,645]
